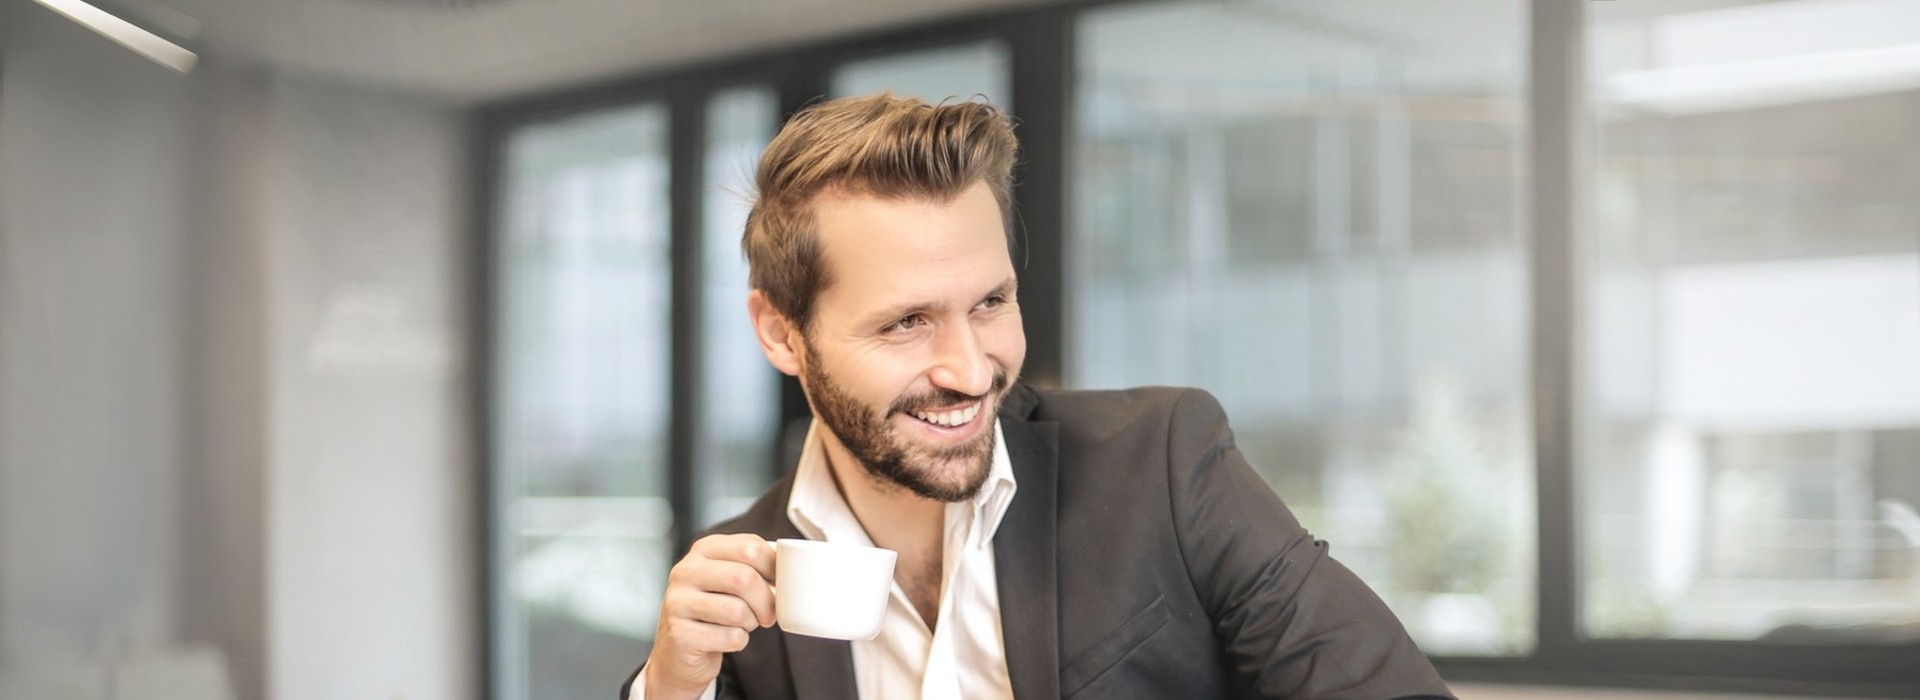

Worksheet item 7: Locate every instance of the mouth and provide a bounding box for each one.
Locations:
[907,400,982,429]
[886,371,1009,445]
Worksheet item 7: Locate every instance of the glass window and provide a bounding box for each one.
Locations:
[698,86,783,529]
[1582,0,1920,643]
[490,103,673,700]
[1072,0,1534,655]
[831,40,1012,108]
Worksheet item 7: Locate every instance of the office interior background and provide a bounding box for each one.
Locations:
[4,0,1919,698]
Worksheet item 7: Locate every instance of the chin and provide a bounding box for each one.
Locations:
[884,450,993,503]
[934,461,993,498]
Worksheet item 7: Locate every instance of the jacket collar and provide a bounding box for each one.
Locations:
[991,384,1062,699]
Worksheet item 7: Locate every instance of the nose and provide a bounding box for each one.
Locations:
[927,322,993,399]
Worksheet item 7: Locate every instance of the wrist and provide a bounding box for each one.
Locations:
[642,662,709,700]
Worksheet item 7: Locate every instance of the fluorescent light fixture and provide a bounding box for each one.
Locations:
[1606,42,1920,115]
[1600,0,1920,115]
[31,0,197,73]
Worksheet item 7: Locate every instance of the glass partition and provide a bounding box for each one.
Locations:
[1581,0,1920,643]
[1072,0,1535,656]
[698,85,783,529]
[832,40,1012,108]
[491,102,673,700]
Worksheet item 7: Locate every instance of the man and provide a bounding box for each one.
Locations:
[625,93,1455,700]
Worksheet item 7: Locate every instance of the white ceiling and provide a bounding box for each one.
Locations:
[53,0,1814,105]
[127,0,1062,102]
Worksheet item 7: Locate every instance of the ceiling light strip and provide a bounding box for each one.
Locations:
[31,0,197,73]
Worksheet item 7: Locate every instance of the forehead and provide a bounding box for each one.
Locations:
[809,182,1012,320]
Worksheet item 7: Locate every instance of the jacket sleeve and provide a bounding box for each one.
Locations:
[1164,388,1456,699]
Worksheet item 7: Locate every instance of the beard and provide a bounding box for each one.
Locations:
[802,345,1008,503]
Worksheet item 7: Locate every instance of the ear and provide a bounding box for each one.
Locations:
[747,289,804,377]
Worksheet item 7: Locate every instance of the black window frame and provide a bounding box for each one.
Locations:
[471,1,1920,697]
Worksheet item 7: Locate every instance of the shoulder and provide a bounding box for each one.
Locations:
[1005,384,1235,468]
[1012,383,1229,433]
[700,474,796,540]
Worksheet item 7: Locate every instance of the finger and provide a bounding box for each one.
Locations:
[695,534,777,581]
[689,560,778,628]
[678,591,762,632]
[739,569,777,628]
[661,617,752,655]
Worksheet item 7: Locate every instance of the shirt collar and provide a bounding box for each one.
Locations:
[787,418,1018,551]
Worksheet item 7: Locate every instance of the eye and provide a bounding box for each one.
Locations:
[884,315,925,334]
[976,294,1007,310]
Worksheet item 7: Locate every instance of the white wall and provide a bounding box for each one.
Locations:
[1,0,197,670]
[260,75,475,700]
[0,4,475,698]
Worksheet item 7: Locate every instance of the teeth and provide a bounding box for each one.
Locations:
[914,402,980,427]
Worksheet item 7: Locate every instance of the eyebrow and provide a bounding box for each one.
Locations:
[861,275,1019,329]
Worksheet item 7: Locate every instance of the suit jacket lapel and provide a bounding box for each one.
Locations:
[994,387,1062,700]
[784,634,857,700]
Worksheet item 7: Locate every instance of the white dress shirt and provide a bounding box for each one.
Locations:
[634,419,1018,700]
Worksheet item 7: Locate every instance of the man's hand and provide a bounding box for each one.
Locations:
[645,534,779,700]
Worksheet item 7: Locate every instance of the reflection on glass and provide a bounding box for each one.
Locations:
[831,40,1012,109]
[1583,0,1920,643]
[492,103,672,699]
[1072,0,1534,655]
[699,86,782,529]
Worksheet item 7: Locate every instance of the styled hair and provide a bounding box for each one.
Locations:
[743,92,1018,331]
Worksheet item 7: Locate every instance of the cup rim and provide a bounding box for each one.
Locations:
[773,537,897,561]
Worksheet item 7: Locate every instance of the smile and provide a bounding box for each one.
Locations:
[909,400,981,428]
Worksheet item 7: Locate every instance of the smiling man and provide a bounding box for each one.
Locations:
[625,93,1455,700]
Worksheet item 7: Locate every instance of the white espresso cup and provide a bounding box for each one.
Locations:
[772,538,897,640]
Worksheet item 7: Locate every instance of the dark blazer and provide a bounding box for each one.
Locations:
[625,384,1456,699]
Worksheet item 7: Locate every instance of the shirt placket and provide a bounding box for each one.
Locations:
[918,501,976,700]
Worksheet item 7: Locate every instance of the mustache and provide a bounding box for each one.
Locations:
[887,370,1009,417]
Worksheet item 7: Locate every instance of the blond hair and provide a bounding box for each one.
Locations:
[743,92,1018,330]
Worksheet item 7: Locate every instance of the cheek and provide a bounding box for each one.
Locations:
[837,352,925,406]
[981,316,1028,368]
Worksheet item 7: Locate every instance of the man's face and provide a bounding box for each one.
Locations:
[797,182,1026,502]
